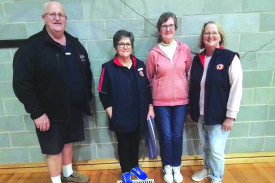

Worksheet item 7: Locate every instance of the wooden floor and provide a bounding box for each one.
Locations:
[1,163,275,183]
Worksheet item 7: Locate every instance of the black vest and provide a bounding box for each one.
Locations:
[189,48,236,125]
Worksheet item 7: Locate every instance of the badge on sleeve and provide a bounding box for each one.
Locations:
[216,64,224,70]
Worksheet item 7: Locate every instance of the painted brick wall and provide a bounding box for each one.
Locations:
[0,0,274,164]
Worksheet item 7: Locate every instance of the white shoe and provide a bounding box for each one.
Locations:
[172,166,183,183]
[211,179,222,183]
[163,165,173,183]
[191,167,210,181]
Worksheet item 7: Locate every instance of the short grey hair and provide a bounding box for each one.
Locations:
[43,0,65,14]
[113,30,135,49]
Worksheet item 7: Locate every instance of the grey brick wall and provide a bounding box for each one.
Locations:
[0,0,274,164]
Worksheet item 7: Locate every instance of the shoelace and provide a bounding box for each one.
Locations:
[134,169,141,175]
[122,173,131,181]
[173,167,181,174]
[164,169,172,173]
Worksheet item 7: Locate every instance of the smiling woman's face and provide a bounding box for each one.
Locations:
[160,17,176,44]
[203,23,221,50]
[116,37,133,59]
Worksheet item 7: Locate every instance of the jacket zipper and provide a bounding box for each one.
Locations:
[154,45,179,106]
[171,58,174,106]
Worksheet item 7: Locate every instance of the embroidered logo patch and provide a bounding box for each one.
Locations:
[79,54,86,61]
[139,71,144,76]
[216,64,224,70]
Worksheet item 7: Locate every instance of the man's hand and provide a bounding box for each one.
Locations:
[222,117,234,131]
[34,114,50,131]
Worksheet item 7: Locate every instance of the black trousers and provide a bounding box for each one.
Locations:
[115,127,140,173]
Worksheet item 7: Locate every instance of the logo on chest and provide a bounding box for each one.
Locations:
[138,67,144,77]
[79,54,86,62]
[216,64,224,70]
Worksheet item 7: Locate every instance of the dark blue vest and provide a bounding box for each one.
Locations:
[101,57,151,132]
[189,48,236,125]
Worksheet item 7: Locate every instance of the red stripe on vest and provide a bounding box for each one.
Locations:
[113,55,137,68]
[199,46,225,67]
[97,67,105,91]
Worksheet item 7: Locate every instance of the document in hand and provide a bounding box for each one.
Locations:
[146,117,158,159]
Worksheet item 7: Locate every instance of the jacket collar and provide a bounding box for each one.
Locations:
[41,25,74,47]
[113,55,137,69]
[151,40,183,58]
[198,46,224,67]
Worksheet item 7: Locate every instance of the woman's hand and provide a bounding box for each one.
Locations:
[105,106,113,119]
[222,117,234,131]
[147,105,155,119]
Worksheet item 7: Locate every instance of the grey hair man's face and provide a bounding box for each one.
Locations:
[42,1,67,37]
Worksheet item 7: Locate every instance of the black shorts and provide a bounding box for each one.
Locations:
[36,107,85,155]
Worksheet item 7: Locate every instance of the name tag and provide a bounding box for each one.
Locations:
[138,68,143,71]
[65,52,71,55]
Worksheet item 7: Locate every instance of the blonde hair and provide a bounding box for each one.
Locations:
[198,21,226,49]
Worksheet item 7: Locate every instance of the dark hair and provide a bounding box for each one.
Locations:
[156,12,178,42]
[198,21,226,49]
[113,30,134,48]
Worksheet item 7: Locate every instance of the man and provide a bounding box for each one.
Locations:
[13,1,92,183]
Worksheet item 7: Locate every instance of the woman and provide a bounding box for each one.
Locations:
[189,21,243,183]
[98,30,154,183]
[146,12,192,183]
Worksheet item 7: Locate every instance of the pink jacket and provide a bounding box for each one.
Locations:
[146,41,192,106]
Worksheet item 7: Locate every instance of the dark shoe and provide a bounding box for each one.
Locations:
[121,172,133,183]
[131,166,148,180]
[61,170,90,183]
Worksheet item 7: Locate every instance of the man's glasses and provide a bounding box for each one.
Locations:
[44,13,67,20]
[161,24,175,30]
[117,42,132,48]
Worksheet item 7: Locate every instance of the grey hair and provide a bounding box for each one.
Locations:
[43,0,65,14]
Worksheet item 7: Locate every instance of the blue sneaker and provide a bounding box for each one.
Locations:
[121,172,132,183]
[131,166,148,180]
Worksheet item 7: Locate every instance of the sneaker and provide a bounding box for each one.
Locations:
[121,172,133,183]
[191,167,210,181]
[163,165,173,183]
[61,170,90,183]
[172,166,183,183]
[131,166,148,180]
[211,179,222,183]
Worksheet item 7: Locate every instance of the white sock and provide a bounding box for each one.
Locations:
[63,163,74,177]
[51,175,61,183]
